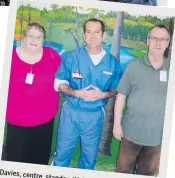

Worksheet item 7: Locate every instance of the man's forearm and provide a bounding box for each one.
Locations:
[114,93,126,125]
[58,84,117,100]
[101,89,117,99]
[58,83,77,97]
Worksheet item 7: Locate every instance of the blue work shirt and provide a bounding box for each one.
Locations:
[55,46,122,111]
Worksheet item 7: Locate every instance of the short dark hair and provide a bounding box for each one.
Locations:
[83,18,105,33]
[24,23,46,39]
[148,24,170,39]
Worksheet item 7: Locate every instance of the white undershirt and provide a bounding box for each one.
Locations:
[89,49,106,66]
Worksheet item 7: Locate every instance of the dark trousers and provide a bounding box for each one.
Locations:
[2,119,54,165]
[116,137,161,176]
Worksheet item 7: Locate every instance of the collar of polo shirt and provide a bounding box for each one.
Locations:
[143,55,169,71]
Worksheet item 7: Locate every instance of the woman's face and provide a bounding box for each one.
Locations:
[23,27,44,53]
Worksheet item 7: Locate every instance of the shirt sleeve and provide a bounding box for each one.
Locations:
[54,78,69,91]
[54,52,71,83]
[110,59,122,89]
[117,61,134,96]
[48,47,62,70]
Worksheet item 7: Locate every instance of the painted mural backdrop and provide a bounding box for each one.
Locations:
[13,2,171,172]
[14,3,171,69]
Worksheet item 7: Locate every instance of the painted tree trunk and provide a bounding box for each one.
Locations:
[20,4,24,45]
[28,5,31,23]
[75,7,79,29]
[71,30,80,49]
[98,11,124,156]
[165,18,174,59]
[48,19,52,42]
[75,7,81,48]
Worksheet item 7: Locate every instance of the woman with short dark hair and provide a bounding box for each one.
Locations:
[4,23,61,165]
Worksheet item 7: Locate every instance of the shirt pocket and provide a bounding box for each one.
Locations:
[97,69,113,91]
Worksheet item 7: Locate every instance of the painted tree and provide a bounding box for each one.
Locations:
[98,11,125,156]
[74,6,81,48]
[27,4,31,23]
[86,8,105,19]
[47,4,60,42]
[19,3,24,45]
[51,4,59,19]
[63,6,82,49]
[75,6,79,29]
[165,17,174,59]
[106,10,117,19]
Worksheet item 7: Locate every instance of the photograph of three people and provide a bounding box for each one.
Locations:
[0,0,175,178]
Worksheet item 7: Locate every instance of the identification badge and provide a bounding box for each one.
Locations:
[160,70,167,82]
[25,73,34,84]
[72,72,82,79]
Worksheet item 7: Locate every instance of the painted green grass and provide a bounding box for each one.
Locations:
[47,26,113,51]
[68,138,120,172]
[128,49,148,57]
[45,27,78,51]
[15,20,147,53]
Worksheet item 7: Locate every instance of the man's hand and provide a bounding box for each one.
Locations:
[75,85,97,101]
[113,93,126,141]
[86,85,105,100]
[76,85,116,101]
[75,85,105,101]
[59,83,114,101]
[113,123,123,141]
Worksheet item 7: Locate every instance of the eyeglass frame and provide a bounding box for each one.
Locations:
[147,36,169,43]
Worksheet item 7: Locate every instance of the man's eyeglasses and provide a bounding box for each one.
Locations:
[148,36,169,43]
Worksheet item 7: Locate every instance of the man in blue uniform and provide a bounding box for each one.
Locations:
[53,18,122,170]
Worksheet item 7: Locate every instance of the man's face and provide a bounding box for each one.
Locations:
[147,27,170,56]
[83,21,105,48]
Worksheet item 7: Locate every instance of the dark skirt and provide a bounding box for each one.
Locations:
[3,118,54,165]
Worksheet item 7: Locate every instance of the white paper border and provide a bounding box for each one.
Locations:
[0,1,175,178]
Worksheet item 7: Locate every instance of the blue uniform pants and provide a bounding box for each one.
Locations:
[53,102,104,169]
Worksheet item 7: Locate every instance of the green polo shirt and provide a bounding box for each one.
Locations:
[117,56,170,146]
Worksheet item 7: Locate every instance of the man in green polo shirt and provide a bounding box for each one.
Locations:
[113,24,170,176]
